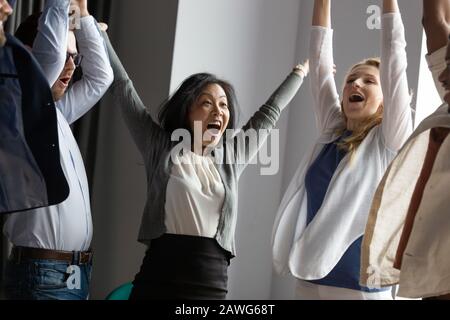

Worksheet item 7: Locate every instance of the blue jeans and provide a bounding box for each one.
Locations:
[3,259,92,300]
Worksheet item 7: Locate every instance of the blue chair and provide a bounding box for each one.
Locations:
[105,282,133,300]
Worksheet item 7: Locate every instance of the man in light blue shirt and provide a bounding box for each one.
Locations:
[3,0,113,300]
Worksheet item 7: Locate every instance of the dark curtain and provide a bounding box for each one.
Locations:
[5,0,45,33]
[1,0,112,294]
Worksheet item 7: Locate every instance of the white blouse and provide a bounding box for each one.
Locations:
[164,150,225,238]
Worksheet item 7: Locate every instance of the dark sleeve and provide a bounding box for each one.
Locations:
[102,31,168,162]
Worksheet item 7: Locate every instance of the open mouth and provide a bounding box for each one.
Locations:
[59,76,71,87]
[349,93,365,103]
[207,121,222,131]
[206,120,222,137]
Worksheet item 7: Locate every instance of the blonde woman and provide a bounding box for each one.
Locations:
[272,0,413,300]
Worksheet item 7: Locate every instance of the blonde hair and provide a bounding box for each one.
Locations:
[337,58,383,156]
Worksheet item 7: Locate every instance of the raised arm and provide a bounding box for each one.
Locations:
[102,30,168,157]
[56,1,113,124]
[423,0,450,101]
[309,0,343,134]
[32,0,70,86]
[232,64,305,176]
[383,0,399,13]
[422,0,450,55]
[379,0,413,151]
[312,0,331,27]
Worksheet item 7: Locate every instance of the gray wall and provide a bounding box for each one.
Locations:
[88,0,424,300]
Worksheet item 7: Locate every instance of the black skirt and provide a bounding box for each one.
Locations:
[129,234,231,300]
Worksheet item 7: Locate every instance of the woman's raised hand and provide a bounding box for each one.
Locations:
[294,60,310,78]
[98,22,109,32]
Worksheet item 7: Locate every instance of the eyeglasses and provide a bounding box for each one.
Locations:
[66,52,83,67]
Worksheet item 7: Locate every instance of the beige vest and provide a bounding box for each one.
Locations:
[360,103,450,298]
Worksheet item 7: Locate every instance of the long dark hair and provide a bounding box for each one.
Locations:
[158,73,238,135]
[14,12,40,48]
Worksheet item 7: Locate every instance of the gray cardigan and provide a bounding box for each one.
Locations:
[104,33,304,256]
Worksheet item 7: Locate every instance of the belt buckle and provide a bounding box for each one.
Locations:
[85,252,92,264]
[71,251,82,265]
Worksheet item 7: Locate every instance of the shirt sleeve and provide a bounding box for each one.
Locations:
[56,16,114,124]
[379,12,413,151]
[32,0,70,87]
[102,30,168,161]
[309,26,344,134]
